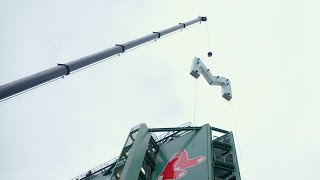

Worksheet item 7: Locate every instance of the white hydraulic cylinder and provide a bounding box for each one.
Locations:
[190,57,232,101]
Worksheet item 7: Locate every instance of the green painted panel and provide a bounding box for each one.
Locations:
[120,124,151,180]
[153,125,212,180]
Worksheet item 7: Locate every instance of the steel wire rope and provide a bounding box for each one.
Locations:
[193,79,199,126]
[207,22,212,52]
[229,101,243,160]
[0,76,63,104]
[191,78,199,149]
[205,16,243,160]
[208,59,243,160]
[207,58,243,160]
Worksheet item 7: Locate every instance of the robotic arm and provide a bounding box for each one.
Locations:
[190,57,232,101]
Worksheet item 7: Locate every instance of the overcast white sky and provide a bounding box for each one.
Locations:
[1,0,320,179]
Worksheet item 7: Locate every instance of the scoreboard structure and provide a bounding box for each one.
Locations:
[72,123,241,180]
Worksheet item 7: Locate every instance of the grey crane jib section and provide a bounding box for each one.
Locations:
[0,17,207,101]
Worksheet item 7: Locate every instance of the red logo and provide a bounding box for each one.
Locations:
[156,149,206,180]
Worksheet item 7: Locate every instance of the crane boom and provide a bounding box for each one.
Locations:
[0,16,207,101]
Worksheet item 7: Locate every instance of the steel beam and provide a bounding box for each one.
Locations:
[212,141,232,151]
[148,127,228,134]
[206,124,214,180]
[120,124,151,180]
[228,132,241,180]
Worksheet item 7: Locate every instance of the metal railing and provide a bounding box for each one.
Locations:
[155,122,193,146]
[71,157,118,180]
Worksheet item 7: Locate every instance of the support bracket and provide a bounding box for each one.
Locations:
[190,57,232,101]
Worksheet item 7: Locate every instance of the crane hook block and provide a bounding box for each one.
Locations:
[190,57,232,101]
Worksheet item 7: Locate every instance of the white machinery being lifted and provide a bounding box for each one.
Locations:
[190,57,232,101]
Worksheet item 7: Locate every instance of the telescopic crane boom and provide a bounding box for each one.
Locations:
[0,16,207,101]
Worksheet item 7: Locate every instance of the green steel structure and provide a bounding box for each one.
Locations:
[72,123,241,180]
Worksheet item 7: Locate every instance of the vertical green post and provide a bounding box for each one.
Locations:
[229,132,241,180]
[205,124,213,180]
[120,124,151,180]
